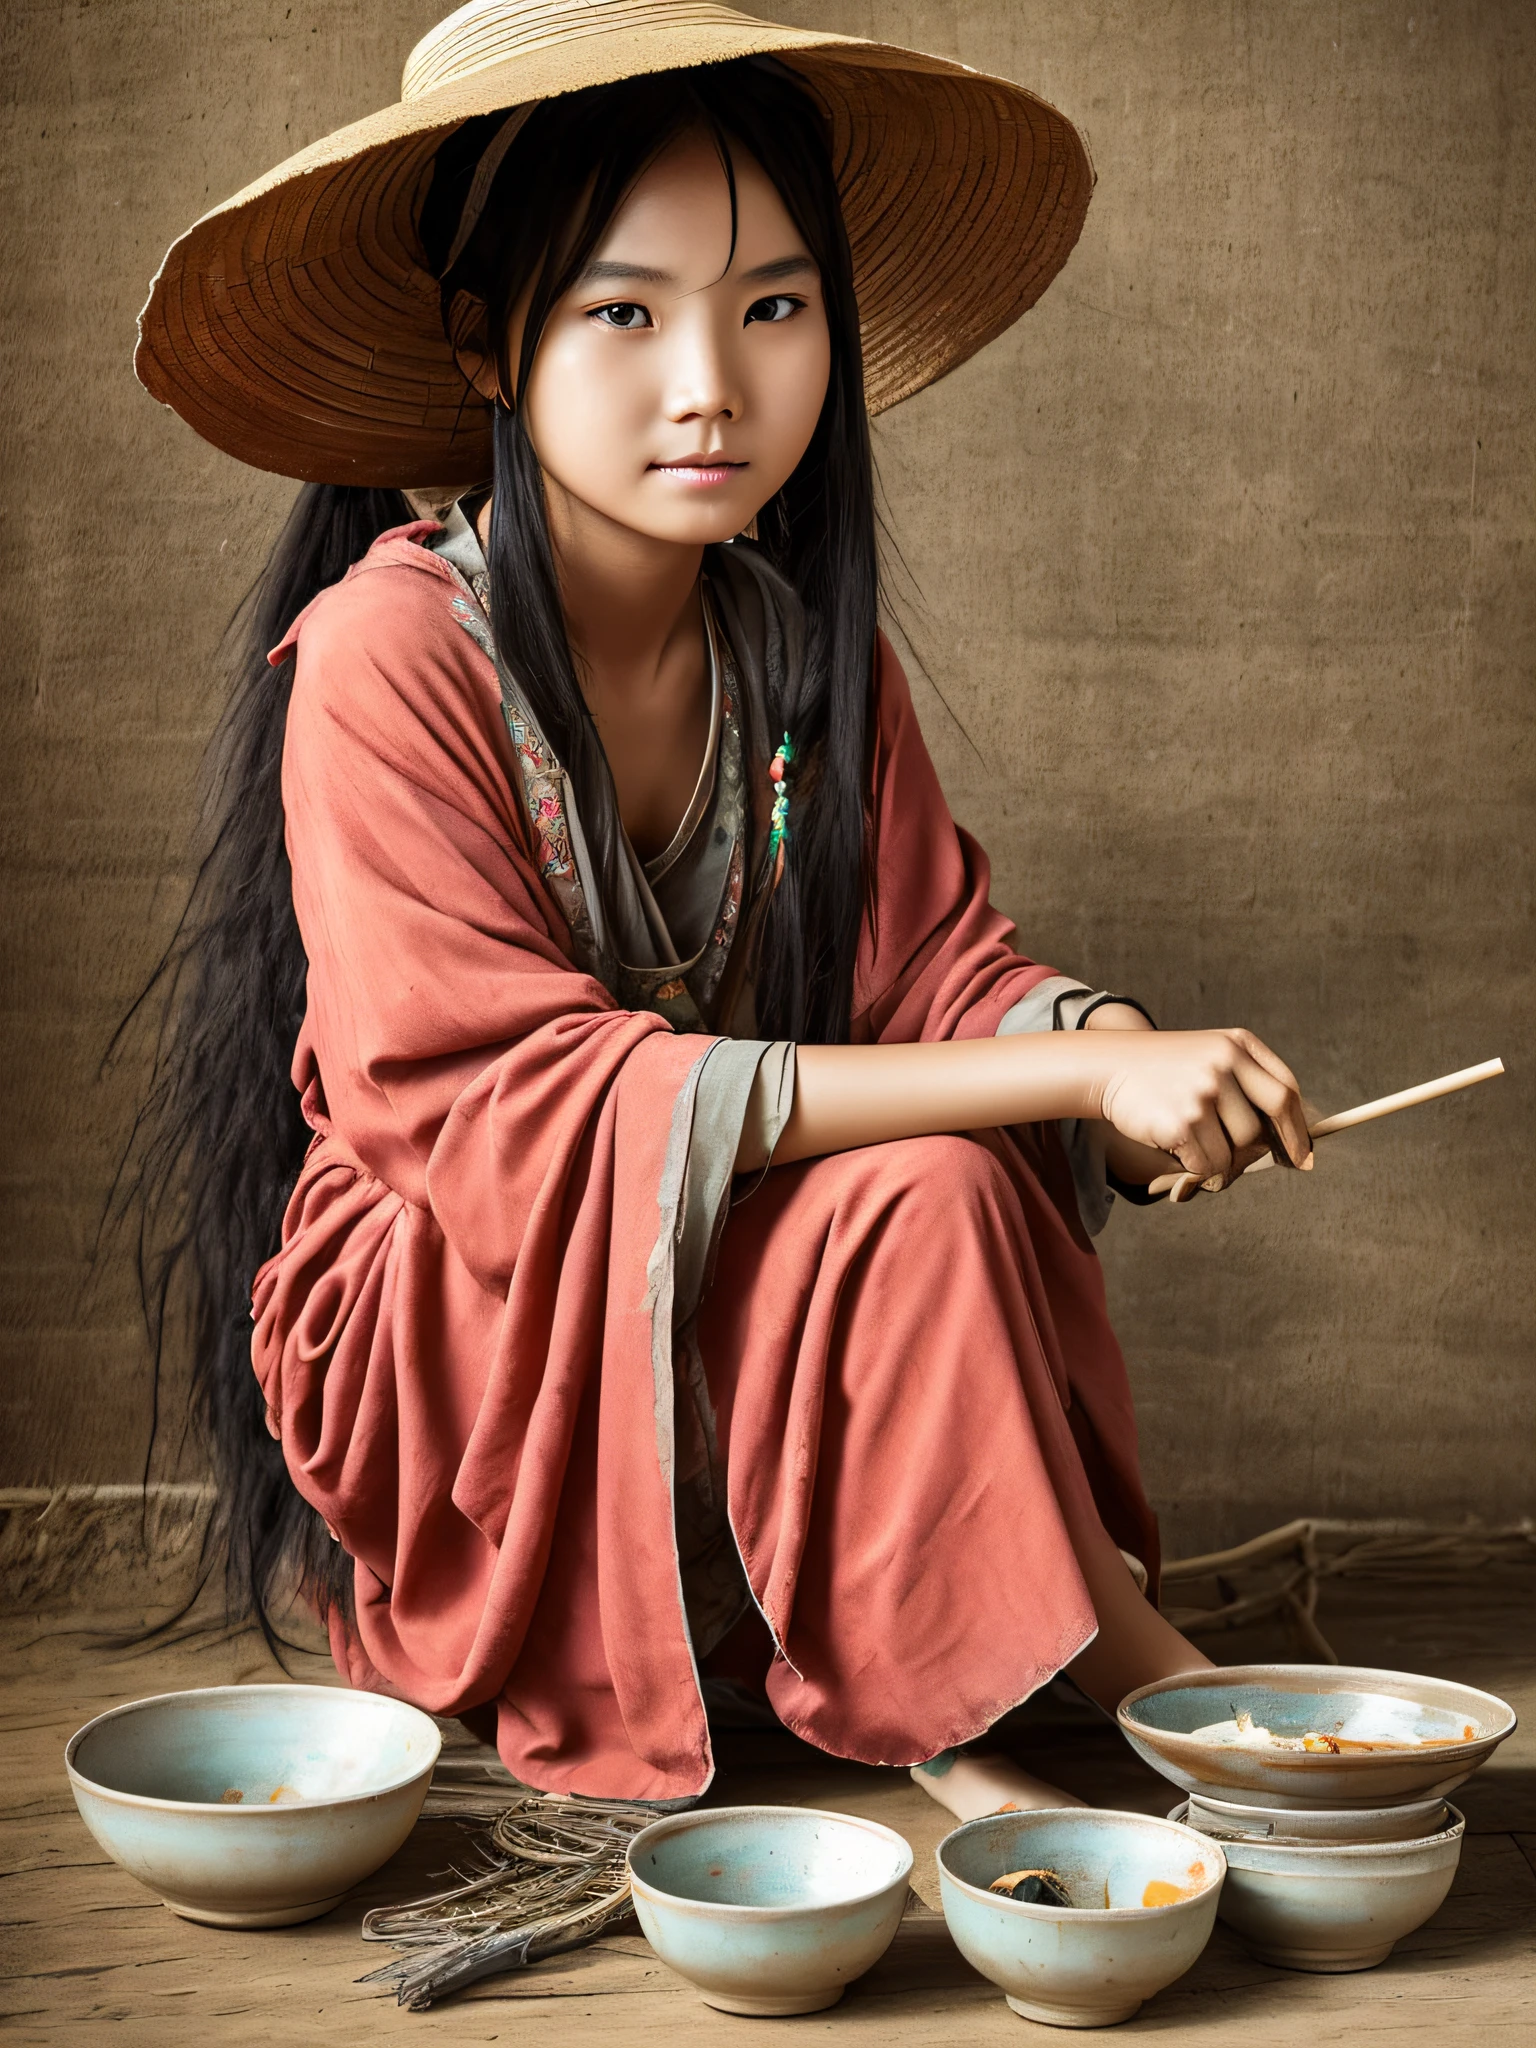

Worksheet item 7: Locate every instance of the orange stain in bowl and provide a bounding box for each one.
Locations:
[1141,1862,1207,1909]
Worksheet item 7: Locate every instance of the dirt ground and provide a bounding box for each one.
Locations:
[3,1568,1532,2047]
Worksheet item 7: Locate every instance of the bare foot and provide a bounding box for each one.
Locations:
[910,1750,1088,1824]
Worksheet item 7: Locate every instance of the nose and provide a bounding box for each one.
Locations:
[662,306,743,428]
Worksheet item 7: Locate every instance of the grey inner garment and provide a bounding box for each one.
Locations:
[613,605,728,969]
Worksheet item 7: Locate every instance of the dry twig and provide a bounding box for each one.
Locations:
[1160,1516,1534,1661]
[358,1789,657,2009]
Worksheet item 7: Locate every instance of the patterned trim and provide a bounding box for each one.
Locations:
[439,550,754,1031]
[444,582,603,976]
[691,655,747,1011]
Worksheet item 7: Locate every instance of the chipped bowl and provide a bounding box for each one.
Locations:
[937,1808,1225,2028]
[626,1805,912,2015]
[66,1684,440,1928]
[1118,1664,1514,1806]
[1170,1799,1465,1971]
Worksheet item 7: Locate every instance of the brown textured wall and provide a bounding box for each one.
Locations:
[2,1,1530,1553]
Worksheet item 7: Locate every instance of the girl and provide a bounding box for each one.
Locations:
[133,0,1311,1816]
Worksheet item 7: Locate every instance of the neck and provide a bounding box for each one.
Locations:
[477,478,703,699]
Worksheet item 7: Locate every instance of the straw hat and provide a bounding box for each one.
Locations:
[135,0,1093,487]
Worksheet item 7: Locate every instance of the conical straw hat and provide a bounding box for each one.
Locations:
[135,0,1093,487]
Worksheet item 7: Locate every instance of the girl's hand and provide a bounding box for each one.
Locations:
[1093,1029,1312,1188]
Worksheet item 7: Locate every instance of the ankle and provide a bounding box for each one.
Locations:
[910,1749,1087,1824]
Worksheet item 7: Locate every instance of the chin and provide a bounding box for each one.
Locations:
[643,510,759,548]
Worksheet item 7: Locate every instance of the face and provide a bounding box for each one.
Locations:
[506,134,832,548]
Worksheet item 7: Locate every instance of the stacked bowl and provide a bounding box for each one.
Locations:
[1118,1664,1515,1972]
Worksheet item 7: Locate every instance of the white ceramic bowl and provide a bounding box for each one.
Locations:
[1186,1789,1448,1844]
[627,1805,912,2015]
[937,1808,1226,2028]
[1170,1800,1465,1972]
[66,1684,441,1927]
[1118,1664,1514,1806]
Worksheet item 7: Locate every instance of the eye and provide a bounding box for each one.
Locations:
[591,301,653,330]
[744,294,804,326]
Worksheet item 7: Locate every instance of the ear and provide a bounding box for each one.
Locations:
[445,288,504,405]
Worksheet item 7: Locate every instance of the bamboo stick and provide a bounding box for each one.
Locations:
[1148,1057,1505,1202]
[1305,1057,1506,1136]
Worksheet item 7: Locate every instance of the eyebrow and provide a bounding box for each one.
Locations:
[575,253,818,288]
[740,255,818,283]
[578,258,672,285]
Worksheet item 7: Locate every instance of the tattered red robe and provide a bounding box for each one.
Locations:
[252,519,1157,1801]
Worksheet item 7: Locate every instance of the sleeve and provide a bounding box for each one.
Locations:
[996,984,1160,1237]
[996,991,1112,1236]
[673,1039,795,1316]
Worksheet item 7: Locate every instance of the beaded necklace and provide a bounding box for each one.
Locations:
[768,732,795,881]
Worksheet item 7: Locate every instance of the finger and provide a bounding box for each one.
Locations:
[1169,1133,1285,1201]
[1165,1131,1290,1194]
[1216,1074,1264,1162]
[1224,1032,1311,1157]
[1227,1103,1280,1172]
[1231,1132,1277,1176]
[1225,1029,1302,1099]
[1252,1107,1289,1168]
[1177,1107,1232,1185]
[1229,1050,1313,1168]
[1103,1130,1183,1184]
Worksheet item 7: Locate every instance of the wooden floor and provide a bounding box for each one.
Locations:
[3,1569,1533,2046]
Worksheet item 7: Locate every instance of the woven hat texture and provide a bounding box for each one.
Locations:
[135,0,1093,485]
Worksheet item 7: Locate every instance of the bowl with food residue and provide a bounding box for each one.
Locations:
[1118,1665,1514,1807]
[627,1805,912,2015]
[66,1684,440,1927]
[1169,1798,1465,1971]
[936,1808,1226,2027]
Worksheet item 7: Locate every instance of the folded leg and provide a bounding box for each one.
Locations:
[698,1131,1157,1764]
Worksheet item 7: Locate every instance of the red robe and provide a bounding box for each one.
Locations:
[252,525,1157,1800]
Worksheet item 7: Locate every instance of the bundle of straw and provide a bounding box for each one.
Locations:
[359,1789,657,2010]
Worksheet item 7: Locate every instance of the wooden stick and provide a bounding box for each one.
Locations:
[1305,1058,1505,1136]
[1148,1057,1505,1202]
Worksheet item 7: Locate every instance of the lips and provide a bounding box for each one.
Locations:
[649,456,746,484]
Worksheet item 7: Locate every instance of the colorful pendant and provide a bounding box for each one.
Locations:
[768,731,794,878]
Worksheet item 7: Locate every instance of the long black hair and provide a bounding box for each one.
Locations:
[424,60,877,1040]
[123,59,877,1644]
[117,484,412,1643]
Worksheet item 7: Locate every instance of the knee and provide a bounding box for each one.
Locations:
[865,1134,1015,1234]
